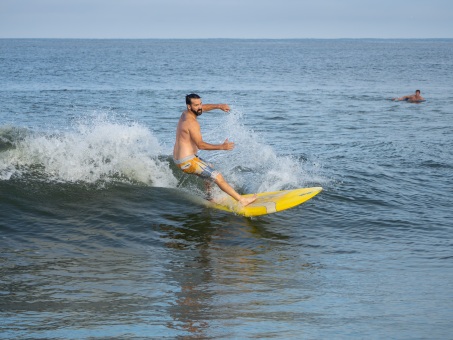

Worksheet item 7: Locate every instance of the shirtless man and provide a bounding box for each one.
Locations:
[393,90,425,102]
[173,93,257,206]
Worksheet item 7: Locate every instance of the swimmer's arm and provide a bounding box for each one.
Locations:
[202,104,230,113]
[393,96,409,101]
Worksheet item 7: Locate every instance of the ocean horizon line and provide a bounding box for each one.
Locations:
[1,37,452,41]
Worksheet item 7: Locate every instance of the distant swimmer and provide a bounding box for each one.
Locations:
[173,93,257,206]
[393,90,425,103]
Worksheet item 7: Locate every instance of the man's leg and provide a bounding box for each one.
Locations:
[214,173,257,206]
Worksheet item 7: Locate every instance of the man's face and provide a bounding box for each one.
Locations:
[188,98,203,116]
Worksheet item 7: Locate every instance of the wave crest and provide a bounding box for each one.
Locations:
[0,115,178,187]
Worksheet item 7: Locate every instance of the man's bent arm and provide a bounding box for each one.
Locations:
[197,140,233,151]
[190,124,234,151]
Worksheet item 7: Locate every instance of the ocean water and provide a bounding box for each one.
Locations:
[1,39,452,339]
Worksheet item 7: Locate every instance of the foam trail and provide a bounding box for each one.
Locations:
[0,115,178,187]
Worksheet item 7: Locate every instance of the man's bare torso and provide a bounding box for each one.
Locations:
[173,111,199,160]
[407,94,424,102]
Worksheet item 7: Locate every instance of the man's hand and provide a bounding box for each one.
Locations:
[218,104,230,112]
[222,138,235,150]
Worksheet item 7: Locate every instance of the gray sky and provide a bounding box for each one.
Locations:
[1,0,452,39]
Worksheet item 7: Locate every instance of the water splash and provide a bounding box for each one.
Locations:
[0,114,177,187]
[1,109,326,194]
[198,108,325,194]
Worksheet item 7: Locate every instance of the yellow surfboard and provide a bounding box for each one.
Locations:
[206,187,322,217]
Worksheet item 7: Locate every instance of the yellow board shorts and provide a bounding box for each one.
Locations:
[173,155,220,181]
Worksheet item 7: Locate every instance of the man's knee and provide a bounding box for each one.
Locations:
[214,173,225,184]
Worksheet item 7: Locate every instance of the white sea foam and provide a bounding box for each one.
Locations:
[199,108,323,194]
[0,114,178,187]
[1,109,325,193]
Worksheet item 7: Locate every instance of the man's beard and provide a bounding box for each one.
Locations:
[191,108,203,116]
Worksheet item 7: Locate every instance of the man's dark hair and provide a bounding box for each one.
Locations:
[416,89,421,93]
[186,93,201,105]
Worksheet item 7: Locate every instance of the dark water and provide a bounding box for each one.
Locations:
[1,39,452,339]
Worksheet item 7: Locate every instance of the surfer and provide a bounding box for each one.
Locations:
[173,93,257,206]
[392,90,425,103]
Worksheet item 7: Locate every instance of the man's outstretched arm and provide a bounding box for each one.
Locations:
[202,104,230,112]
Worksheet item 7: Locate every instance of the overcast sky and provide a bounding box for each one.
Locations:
[1,0,452,39]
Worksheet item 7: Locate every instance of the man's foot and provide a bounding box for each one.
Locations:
[239,194,257,207]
